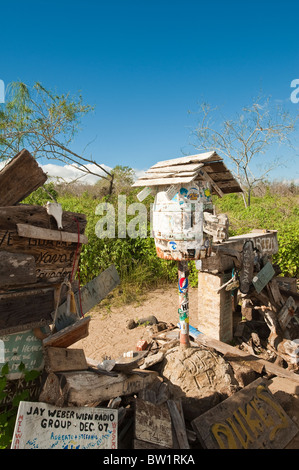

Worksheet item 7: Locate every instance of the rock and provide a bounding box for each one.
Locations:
[160,346,238,417]
[127,315,158,330]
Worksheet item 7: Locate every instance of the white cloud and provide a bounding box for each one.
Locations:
[41,162,113,184]
[42,162,146,184]
[0,158,146,184]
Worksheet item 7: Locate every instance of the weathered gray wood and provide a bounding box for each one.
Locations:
[150,151,222,169]
[191,378,299,449]
[252,262,276,293]
[198,168,224,197]
[17,224,88,244]
[135,398,173,448]
[0,205,87,233]
[0,251,36,287]
[44,347,88,373]
[146,162,204,173]
[43,317,91,348]
[278,297,296,330]
[39,370,159,407]
[167,400,189,449]
[132,174,197,187]
[53,265,120,326]
[239,240,255,294]
[0,288,54,333]
[0,229,81,284]
[275,277,297,294]
[217,230,279,255]
[0,149,47,206]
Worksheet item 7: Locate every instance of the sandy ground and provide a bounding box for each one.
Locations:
[72,286,198,363]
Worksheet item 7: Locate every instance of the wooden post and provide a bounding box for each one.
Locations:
[178,260,190,349]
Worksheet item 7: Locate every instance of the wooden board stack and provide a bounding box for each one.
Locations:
[0,149,92,382]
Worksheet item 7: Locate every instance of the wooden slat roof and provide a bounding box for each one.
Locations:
[132,151,243,196]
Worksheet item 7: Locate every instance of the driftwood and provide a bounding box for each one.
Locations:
[0,149,47,206]
[0,251,36,288]
[195,333,299,383]
[39,369,160,407]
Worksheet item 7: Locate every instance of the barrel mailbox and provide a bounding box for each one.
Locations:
[152,181,212,261]
[132,151,243,349]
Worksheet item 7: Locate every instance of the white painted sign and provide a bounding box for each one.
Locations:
[11,401,118,449]
[137,186,153,202]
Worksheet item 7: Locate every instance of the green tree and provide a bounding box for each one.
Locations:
[0,81,112,184]
[190,95,298,207]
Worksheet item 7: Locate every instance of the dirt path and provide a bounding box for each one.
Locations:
[72,286,198,363]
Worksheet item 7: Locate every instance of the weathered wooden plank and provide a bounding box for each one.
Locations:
[11,401,118,449]
[0,229,81,284]
[0,205,87,233]
[54,265,120,326]
[146,162,204,173]
[44,347,88,373]
[239,240,255,294]
[150,151,221,169]
[0,329,46,379]
[278,297,297,330]
[17,224,88,245]
[252,262,275,293]
[39,370,159,407]
[191,378,299,449]
[214,230,279,256]
[0,288,54,333]
[135,398,173,448]
[275,277,297,294]
[167,400,189,449]
[0,251,36,287]
[132,174,197,187]
[139,171,198,180]
[43,317,91,348]
[195,333,299,383]
[0,149,47,206]
[198,168,224,197]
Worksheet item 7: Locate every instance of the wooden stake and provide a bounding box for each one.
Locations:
[178,260,190,349]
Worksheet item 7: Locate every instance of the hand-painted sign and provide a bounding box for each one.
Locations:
[11,401,118,449]
[252,262,275,294]
[191,378,298,449]
[0,329,45,379]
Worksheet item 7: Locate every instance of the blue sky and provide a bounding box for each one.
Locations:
[1,0,299,182]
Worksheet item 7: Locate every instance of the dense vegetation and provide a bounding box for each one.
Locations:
[24,178,299,302]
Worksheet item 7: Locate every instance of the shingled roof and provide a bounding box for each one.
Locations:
[132,151,243,197]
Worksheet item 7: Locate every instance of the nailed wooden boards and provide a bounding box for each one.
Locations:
[191,378,299,449]
[0,205,87,284]
[132,151,243,195]
[11,401,118,449]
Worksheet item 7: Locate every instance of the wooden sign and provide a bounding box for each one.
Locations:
[0,287,54,334]
[239,241,255,294]
[275,277,297,294]
[0,329,45,379]
[79,264,120,314]
[0,149,47,206]
[134,398,173,448]
[0,206,87,284]
[53,265,120,327]
[0,251,36,288]
[191,378,298,449]
[278,297,296,331]
[252,262,275,294]
[11,401,118,449]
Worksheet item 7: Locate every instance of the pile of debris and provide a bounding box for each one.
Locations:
[1,149,299,450]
